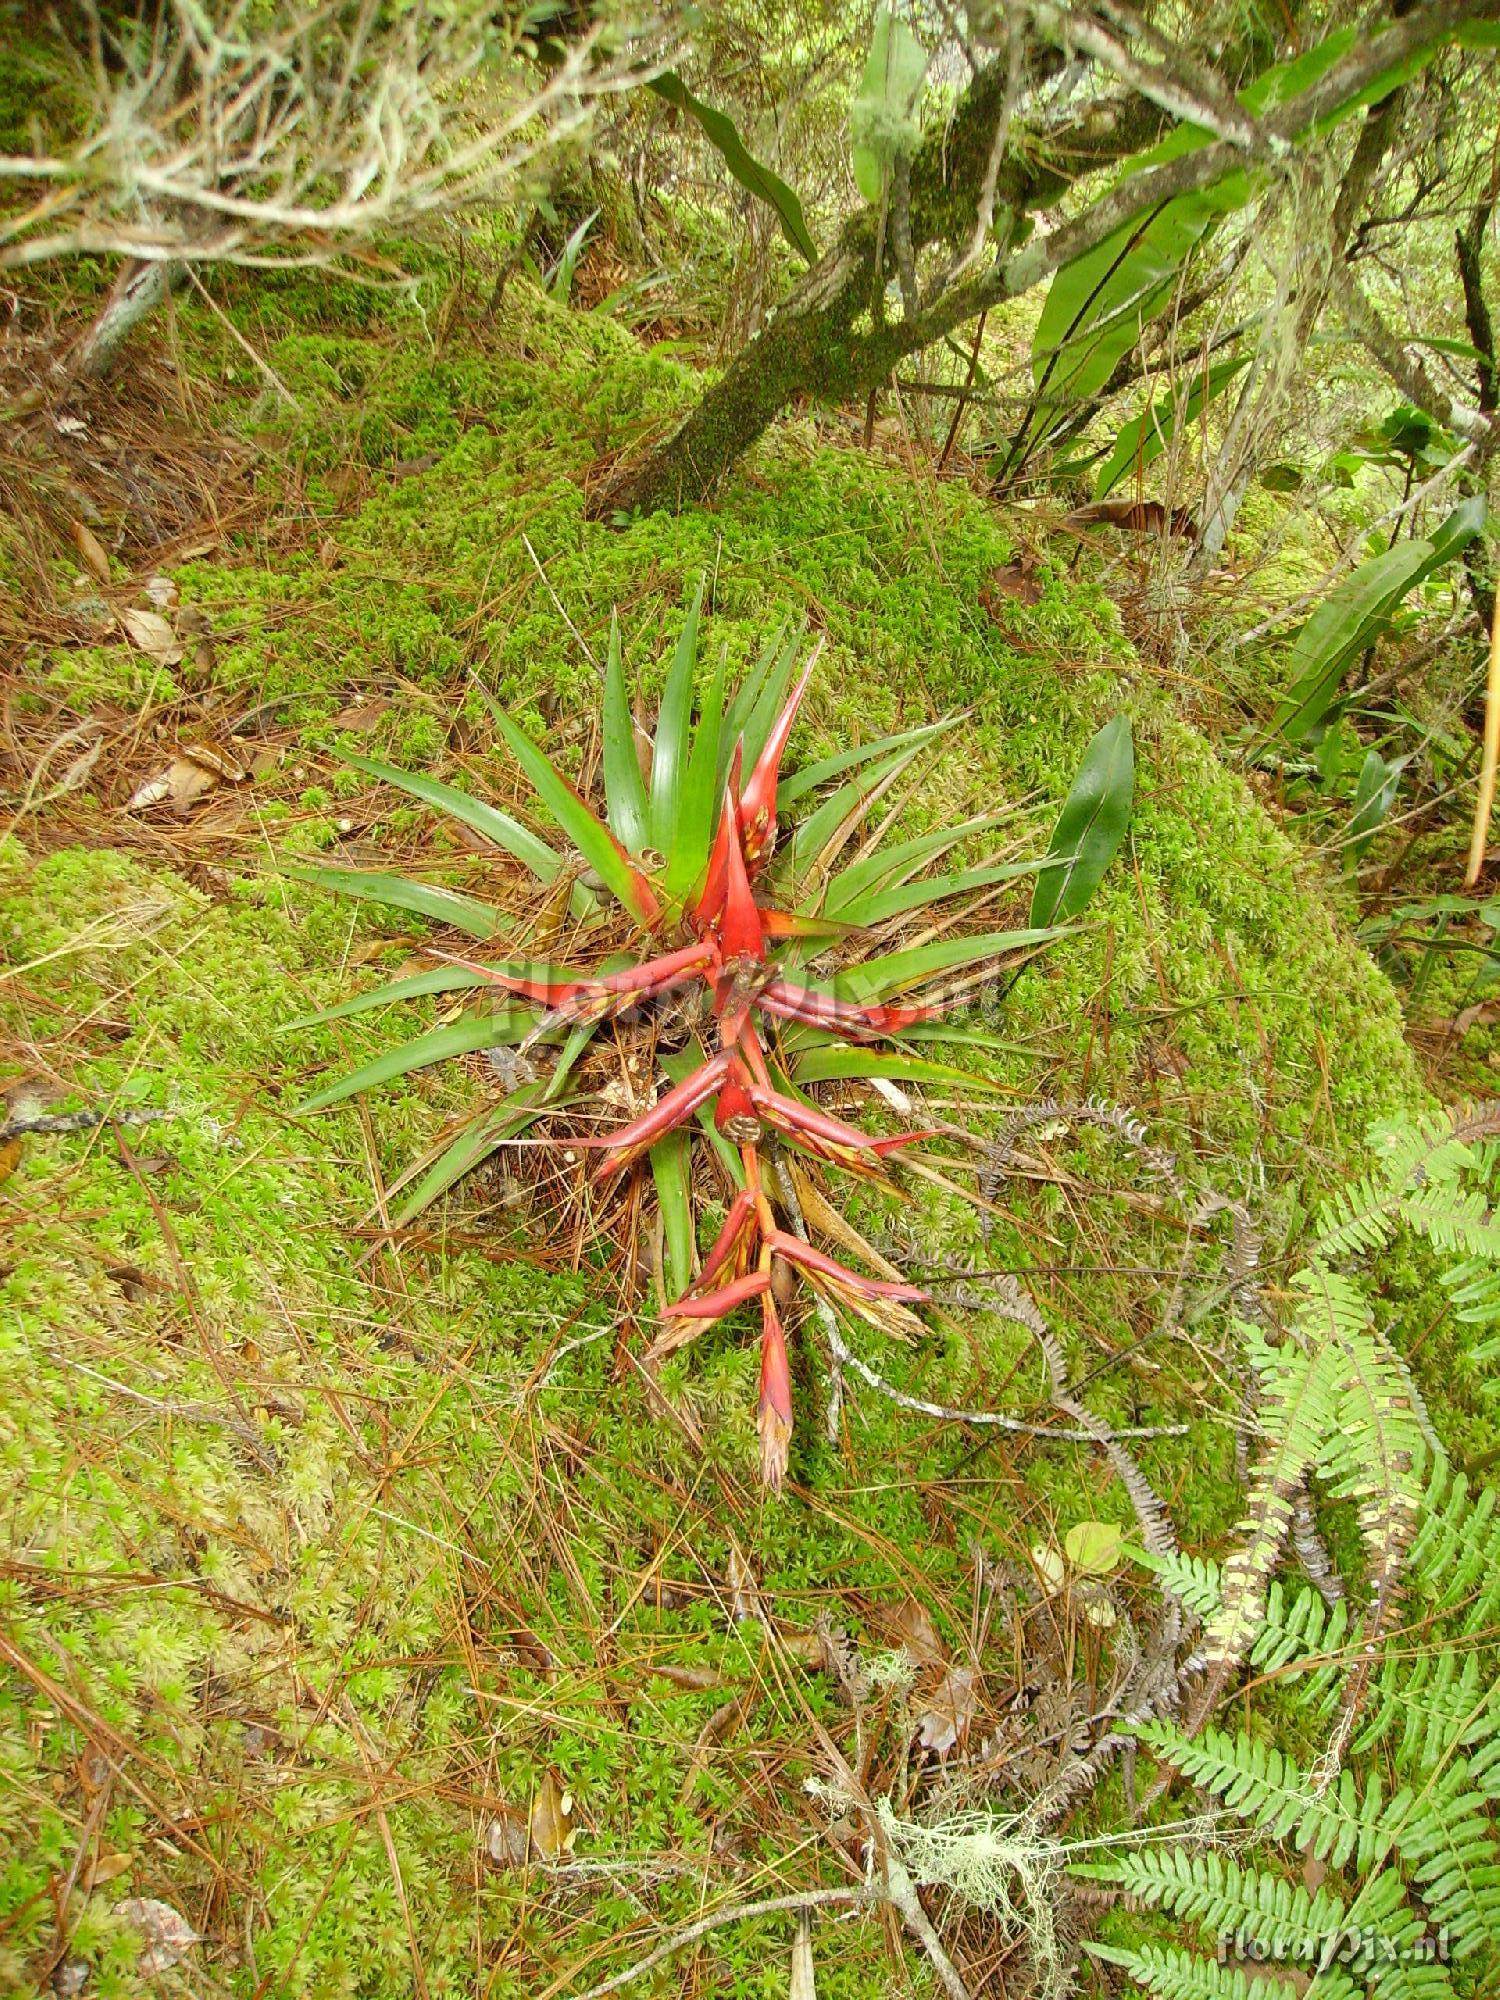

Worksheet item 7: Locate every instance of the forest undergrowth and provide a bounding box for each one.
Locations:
[3,248,1498,2000]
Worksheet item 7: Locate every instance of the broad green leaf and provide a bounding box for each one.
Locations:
[835,926,1062,1002]
[280,965,491,1031]
[1033,184,1245,412]
[335,752,597,921]
[601,611,649,851]
[1032,24,1426,421]
[484,696,657,921]
[650,576,706,850]
[648,73,816,264]
[1348,750,1405,861]
[1095,356,1247,498]
[650,1128,695,1299]
[1415,494,1487,581]
[1273,542,1436,743]
[778,718,954,806]
[548,208,598,302]
[665,646,726,900]
[1030,715,1135,929]
[851,2,926,203]
[281,863,499,939]
[296,1011,518,1114]
[1065,1521,1124,1575]
[847,860,1040,929]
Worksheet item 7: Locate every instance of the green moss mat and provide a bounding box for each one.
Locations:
[0,280,1466,1998]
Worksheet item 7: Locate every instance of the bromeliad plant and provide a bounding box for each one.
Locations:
[288,587,1060,1485]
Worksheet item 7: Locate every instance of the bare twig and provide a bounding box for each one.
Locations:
[558,1888,874,2000]
[1465,586,1500,885]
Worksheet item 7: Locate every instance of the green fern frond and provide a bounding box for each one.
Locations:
[1133,1547,1223,1621]
[1249,1580,1353,1714]
[1405,1459,1500,1627]
[1087,1941,1360,2000]
[1356,1647,1500,1767]
[1136,1721,1396,1872]
[1074,1844,1347,1947]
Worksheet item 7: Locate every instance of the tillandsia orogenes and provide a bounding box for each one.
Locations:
[289,586,1058,1486]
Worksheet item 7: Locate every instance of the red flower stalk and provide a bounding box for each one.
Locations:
[661,1269,772,1321]
[717,798,766,967]
[448,939,714,1022]
[689,749,742,935]
[714,1066,764,1144]
[586,1051,732,1175]
[694,1187,758,1291]
[746,1082,888,1159]
[758,1291,793,1491]
[741,642,819,873]
[765,1230,928,1302]
[755,976,945,1040]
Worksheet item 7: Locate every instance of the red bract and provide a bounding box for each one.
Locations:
[740,639,820,873]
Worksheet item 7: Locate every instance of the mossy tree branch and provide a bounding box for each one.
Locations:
[596,0,1497,518]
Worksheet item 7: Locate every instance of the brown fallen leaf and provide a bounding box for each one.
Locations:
[650,1662,725,1691]
[0,1135,21,1189]
[980,561,1042,616]
[916,1663,978,1754]
[332,698,393,730]
[127,741,247,815]
[885,1597,945,1668]
[678,1690,757,1804]
[1065,498,1198,540]
[115,1897,200,1976]
[87,1850,134,1887]
[118,607,183,667]
[485,1807,531,1868]
[72,520,112,586]
[528,1768,577,1861]
[143,575,178,611]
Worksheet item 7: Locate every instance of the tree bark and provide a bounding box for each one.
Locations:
[69,256,180,382]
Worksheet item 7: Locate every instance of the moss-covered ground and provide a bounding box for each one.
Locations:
[1,263,1488,1997]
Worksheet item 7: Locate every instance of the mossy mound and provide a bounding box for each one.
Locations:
[0,282,1453,1999]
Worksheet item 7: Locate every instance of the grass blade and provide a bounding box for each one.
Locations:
[601,611,649,851]
[281,863,499,939]
[280,965,490,1031]
[296,1011,520,1114]
[846,860,1040,928]
[484,697,659,923]
[650,1128,695,1298]
[650,576,706,850]
[390,1090,551,1227]
[790,1045,1007,1089]
[335,752,577,894]
[778,719,954,806]
[720,620,797,789]
[665,644,726,900]
[836,926,1063,1001]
